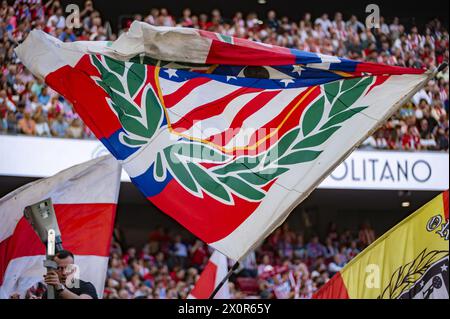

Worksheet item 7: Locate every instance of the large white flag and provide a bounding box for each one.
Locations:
[0,155,121,299]
[15,23,432,261]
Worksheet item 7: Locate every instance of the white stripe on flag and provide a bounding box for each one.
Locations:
[166,81,238,121]
[0,155,120,242]
[180,92,261,140]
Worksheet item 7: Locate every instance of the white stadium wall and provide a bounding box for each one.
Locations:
[0,135,448,191]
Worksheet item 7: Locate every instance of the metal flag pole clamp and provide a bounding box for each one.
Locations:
[24,198,63,299]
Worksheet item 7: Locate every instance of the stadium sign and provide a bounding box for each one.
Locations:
[320,150,449,190]
[0,135,448,191]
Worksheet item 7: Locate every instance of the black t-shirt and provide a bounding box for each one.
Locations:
[43,280,98,299]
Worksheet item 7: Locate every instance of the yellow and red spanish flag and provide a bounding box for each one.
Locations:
[314,190,449,299]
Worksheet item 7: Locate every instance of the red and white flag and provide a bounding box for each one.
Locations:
[0,155,121,299]
[15,24,432,262]
[188,251,230,299]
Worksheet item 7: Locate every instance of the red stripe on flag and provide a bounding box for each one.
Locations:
[45,64,122,139]
[312,271,350,299]
[164,77,212,108]
[366,75,390,95]
[188,260,218,299]
[443,190,449,220]
[247,86,321,148]
[171,87,263,132]
[0,203,116,286]
[356,61,426,75]
[207,90,282,146]
[199,30,295,66]
[149,179,261,243]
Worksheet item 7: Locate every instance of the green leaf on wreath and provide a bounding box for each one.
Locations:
[329,77,373,116]
[213,155,262,175]
[276,150,322,165]
[155,152,165,179]
[325,81,339,105]
[302,97,324,137]
[164,148,198,194]
[320,106,368,130]
[293,126,340,149]
[91,55,108,77]
[264,128,299,167]
[102,71,125,94]
[127,63,146,98]
[340,77,363,91]
[104,56,125,77]
[144,86,164,137]
[237,167,289,185]
[218,175,265,201]
[110,92,141,117]
[96,80,111,95]
[122,135,147,146]
[187,162,231,203]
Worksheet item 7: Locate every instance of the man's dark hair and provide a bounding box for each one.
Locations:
[55,250,75,261]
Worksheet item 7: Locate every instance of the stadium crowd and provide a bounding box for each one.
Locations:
[103,221,376,299]
[0,0,448,150]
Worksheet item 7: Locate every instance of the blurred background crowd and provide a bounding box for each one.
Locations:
[103,220,375,299]
[0,0,448,150]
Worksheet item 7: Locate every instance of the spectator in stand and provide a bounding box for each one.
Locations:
[359,222,376,246]
[5,110,16,133]
[306,235,326,260]
[51,113,68,137]
[66,117,83,138]
[436,127,449,150]
[17,110,35,135]
[170,234,188,269]
[324,237,338,260]
[238,250,258,277]
[402,125,422,150]
[35,113,51,136]
[346,240,360,260]
[189,239,207,271]
[38,87,50,106]
[0,2,447,151]
[293,234,307,260]
[179,8,193,28]
[346,14,365,33]
[266,10,279,30]
[328,254,344,276]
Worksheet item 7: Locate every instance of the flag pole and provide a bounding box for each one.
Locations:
[437,62,448,73]
[208,261,240,299]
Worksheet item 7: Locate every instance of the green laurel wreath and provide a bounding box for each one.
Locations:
[91,55,373,204]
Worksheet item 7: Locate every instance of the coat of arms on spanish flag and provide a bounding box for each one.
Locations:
[314,191,449,299]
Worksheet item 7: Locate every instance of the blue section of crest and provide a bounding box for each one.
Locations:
[159,66,345,90]
[329,58,359,72]
[101,128,140,161]
[130,163,173,197]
